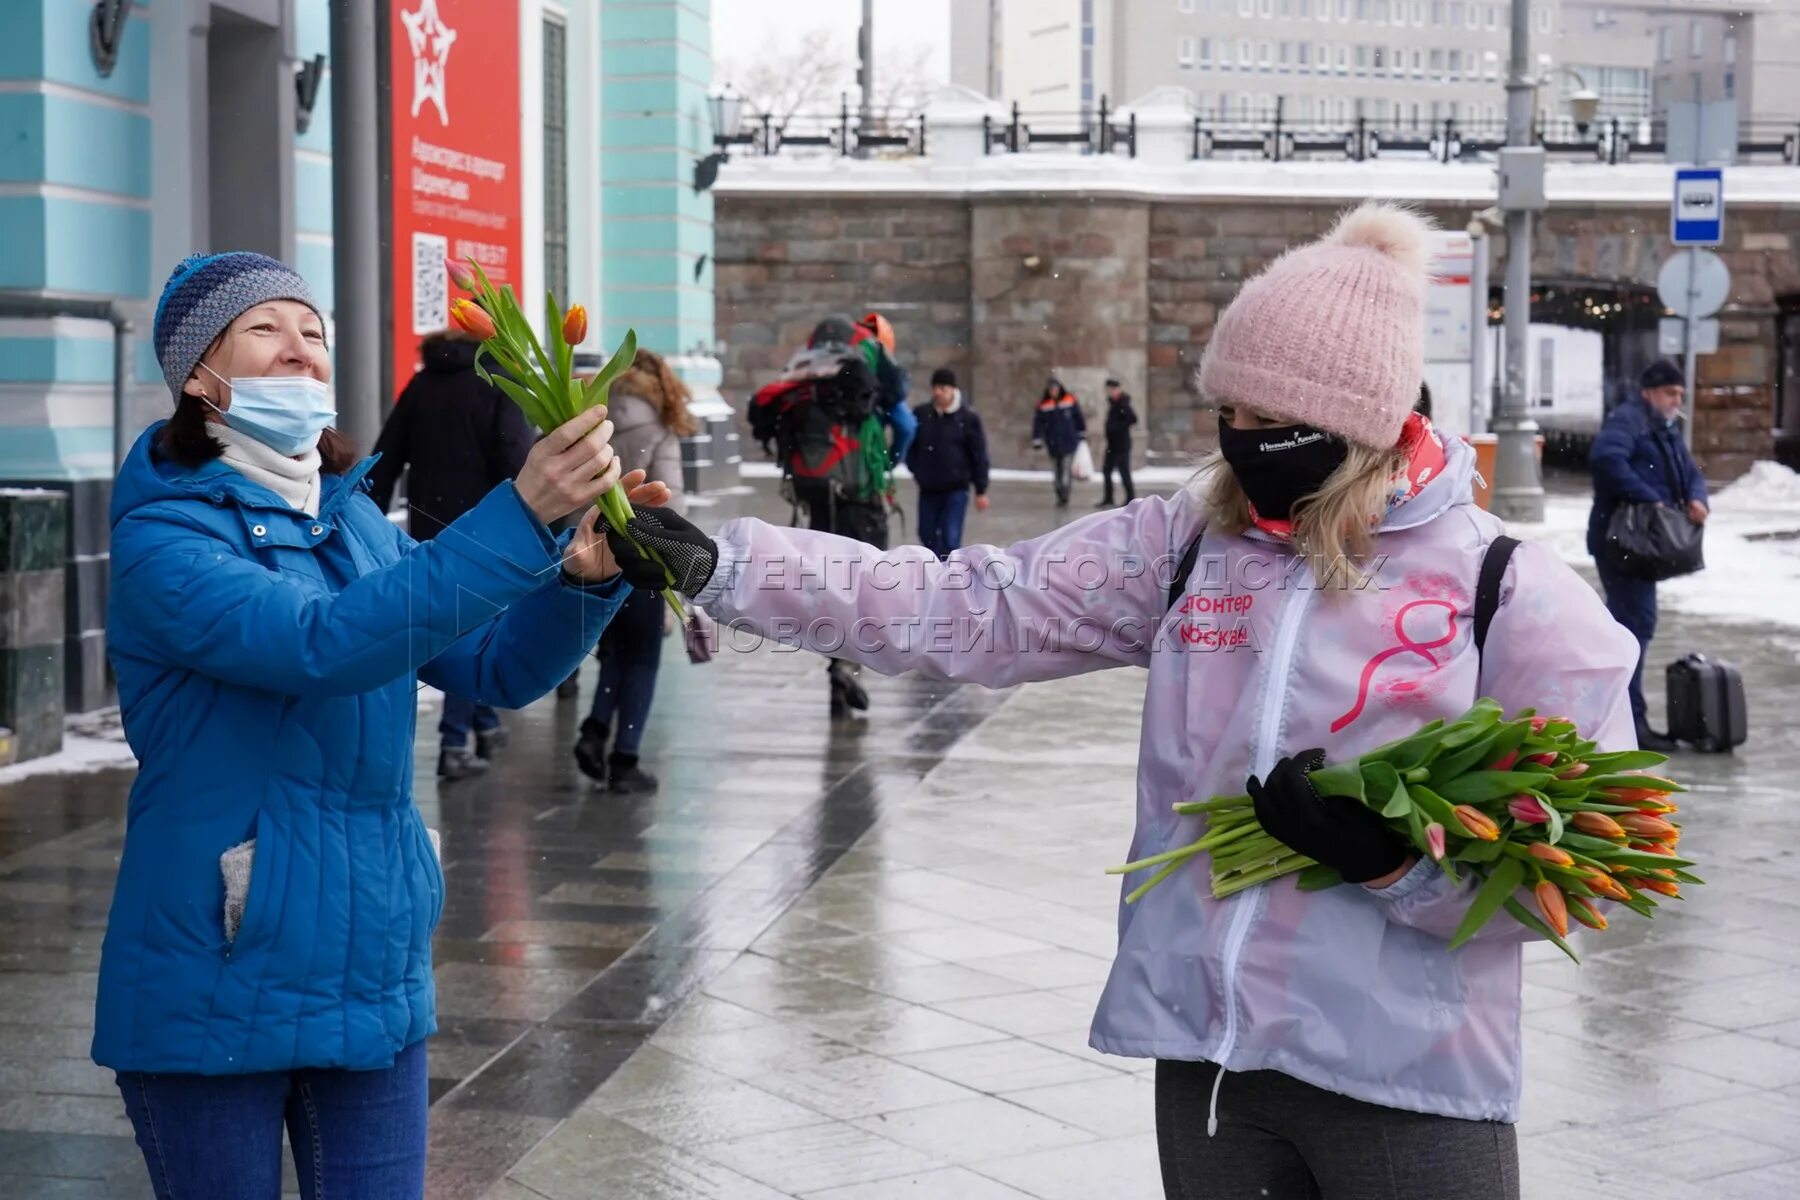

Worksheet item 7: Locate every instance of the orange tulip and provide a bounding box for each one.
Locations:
[450,298,496,340]
[1527,842,1574,867]
[1534,881,1570,937]
[1618,813,1678,842]
[1638,877,1681,898]
[445,256,478,290]
[1452,805,1500,842]
[1581,870,1631,901]
[562,304,587,346]
[1570,811,1627,840]
[1634,842,1676,857]
[1567,896,1608,931]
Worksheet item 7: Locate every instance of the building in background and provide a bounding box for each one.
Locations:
[954,0,1792,133]
[0,0,717,718]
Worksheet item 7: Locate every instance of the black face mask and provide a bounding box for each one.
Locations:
[1217,417,1350,520]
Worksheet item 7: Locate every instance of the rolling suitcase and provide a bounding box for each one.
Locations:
[1666,653,1747,753]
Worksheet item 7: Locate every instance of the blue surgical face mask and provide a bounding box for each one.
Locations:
[201,364,336,456]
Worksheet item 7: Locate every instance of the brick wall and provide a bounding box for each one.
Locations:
[717,190,1794,479]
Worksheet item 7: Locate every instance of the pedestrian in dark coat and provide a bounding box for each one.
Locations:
[1098,377,1137,507]
[1032,376,1086,507]
[906,367,991,558]
[1587,358,1710,750]
[368,331,538,774]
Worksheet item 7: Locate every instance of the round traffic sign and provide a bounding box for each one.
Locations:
[1658,250,1730,319]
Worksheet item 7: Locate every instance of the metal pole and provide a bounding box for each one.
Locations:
[329,0,382,455]
[113,317,132,476]
[858,0,874,158]
[1493,0,1545,522]
[1681,245,1699,450]
[1467,220,1489,433]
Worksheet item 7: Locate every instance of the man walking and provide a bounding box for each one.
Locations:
[907,368,991,559]
[1588,359,1709,752]
[1097,377,1137,508]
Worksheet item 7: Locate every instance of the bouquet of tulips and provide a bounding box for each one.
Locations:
[1109,699,1698,961]
[446,258,684,618]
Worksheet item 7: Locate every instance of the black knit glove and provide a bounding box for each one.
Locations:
[1247,750,1409,885]
[602,506,719,597]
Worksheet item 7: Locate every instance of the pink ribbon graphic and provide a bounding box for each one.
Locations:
[1330,599,1459,733]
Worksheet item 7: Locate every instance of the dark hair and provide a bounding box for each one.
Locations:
[930,367,957,388]
[155,332,357,473]
[1414,382,1432,419]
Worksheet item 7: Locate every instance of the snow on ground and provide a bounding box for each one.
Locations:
[0,709,137,785]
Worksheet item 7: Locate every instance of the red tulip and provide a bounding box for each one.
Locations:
[1452,805,1500,842]
[445,256,478,290]
[1555,762,1589,780]
[1529,716,1550,732]
[1570,811,1627,840]
[1568,896,1608,931]
[1425,822,1447,861]
[1525,752,1557,767]
[449,298,495,340]
[1535,881,1570,937]
[1507,795,1553,825]
[1490,749,1520,771]
[562,303,587,346]
[1526,842,1574,867]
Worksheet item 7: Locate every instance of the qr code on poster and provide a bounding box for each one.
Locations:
[412,232,449,334]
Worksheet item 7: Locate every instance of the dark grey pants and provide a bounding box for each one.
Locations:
[1156,1061,1519,1200]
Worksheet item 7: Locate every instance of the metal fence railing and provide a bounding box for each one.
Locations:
[719,95,1800,167]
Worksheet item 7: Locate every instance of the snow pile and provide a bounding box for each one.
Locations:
[0,710,137,785]
[1710,460,1800,513]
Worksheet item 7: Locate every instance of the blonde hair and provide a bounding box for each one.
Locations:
[1197,440,1409,589]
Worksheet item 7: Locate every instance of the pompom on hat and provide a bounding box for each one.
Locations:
[153,252,321,399]
[1198,202,1436,449]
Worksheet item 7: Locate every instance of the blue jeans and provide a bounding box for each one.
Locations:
[439,693,500,749]
[589,585,665,755]
[116,1039,428,1200]
[918,488,971,559]
[1596,562,1658,725]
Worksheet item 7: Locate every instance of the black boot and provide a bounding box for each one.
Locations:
[828,661,869,717]
[475,724,510,760]
[607,751,659,795]
[1094,496,1114,509]
[555,670,581,700]
[1636,720,1679,753]
[573,717,609,782]
[438,745,490,780]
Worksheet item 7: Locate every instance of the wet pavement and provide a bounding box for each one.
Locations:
[3,469,1800,1199]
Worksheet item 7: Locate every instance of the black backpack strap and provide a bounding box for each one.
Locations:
[1474,535,1520,656]
[1166,529,1206,613]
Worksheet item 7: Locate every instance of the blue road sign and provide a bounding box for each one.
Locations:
[1672,168,1725,246]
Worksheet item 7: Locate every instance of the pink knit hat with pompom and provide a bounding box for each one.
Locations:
[1198,202,1435,449]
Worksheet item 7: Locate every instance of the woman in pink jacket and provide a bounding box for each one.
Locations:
[602,204,1638,1200]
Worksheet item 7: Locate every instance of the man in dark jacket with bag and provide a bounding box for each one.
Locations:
[907,367,991,558]
[369,331,535,776]
[1587,358,1709,751]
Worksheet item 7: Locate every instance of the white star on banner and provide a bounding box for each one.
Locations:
[400,0,457,126]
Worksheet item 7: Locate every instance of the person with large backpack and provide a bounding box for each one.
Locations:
[747,314,898,715]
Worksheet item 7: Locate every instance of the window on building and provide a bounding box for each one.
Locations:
[1338,97,1350,122]
[1536,337,1555,407]
[1319,41,1330,69]
[1281,0,1293,15]
[1657,26,1672,62]
[1299,41,1311,67]
[1373,45,1385,73]
[1375,0,1388,21]
[1355,0,1368,19]
[1240,0,1254,14]
[1412,47,1423,75]
[1219,40,1232,67]
[1241,38,1256,65]
[1448,48,1461,79]
[1260,40,1274,68]
[1724,70,1735,98]
[541,15,568,309]
[1337,44,1350,73]
[1448,1,1462,25]
[1487,3,1498,28]
[1339,0,1352,19]
[1299,0,1311,16]
[1261,0,1275,15]
[1179,35,1197,65]
[1535,5,1551,34]
[1413,0,1425,25]
[1429,48,1443,80]
[1690,20,1704,57]
[1484,49,1499,80]
[1279,40,1291,68]
[1411,101,1421,128]
[1356,45,1368,74]
[1725,32,1738,64]
[1430,0,1443,24]
[1201,36,1214,65]
[1179,0,1196,11]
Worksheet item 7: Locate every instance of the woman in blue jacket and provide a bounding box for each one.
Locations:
[95,253,659,1199]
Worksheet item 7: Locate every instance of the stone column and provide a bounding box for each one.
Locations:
[0,490,68,764]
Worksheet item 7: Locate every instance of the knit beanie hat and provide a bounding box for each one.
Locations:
[1198,202,1434,449]
[153,252,321,399]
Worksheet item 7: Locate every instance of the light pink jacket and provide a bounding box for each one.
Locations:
[693,436,1637,1121]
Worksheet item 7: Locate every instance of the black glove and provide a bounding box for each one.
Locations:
[602,505,719,597]
[1247,750,1409,885]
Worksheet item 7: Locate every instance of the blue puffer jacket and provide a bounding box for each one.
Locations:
[92,424,627,1075]
[1586,397,1708,557]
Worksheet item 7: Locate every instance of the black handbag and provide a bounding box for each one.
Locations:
[1602,501,1704,581]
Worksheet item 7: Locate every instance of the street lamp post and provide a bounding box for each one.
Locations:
[1492,0,1547,523]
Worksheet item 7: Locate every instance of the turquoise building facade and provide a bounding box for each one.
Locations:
[0,0,717,718]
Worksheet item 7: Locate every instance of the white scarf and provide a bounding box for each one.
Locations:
[209,423,322,517]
